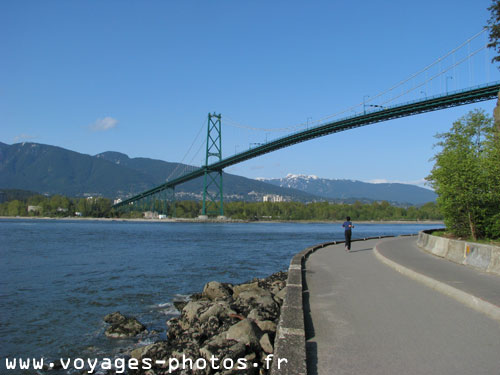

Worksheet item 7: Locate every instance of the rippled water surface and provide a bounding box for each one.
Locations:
[0,219,439,364]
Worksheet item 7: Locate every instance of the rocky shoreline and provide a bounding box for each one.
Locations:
[101,271,288,374]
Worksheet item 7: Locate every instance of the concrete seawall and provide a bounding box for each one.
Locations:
[270,244,318,375]
[417,230,500,275]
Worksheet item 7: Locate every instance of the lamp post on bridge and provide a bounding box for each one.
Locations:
[446,76,453,94]
[363,95,369,115]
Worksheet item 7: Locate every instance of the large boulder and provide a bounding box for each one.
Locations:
[234,287,279,321]
[103,312,146,338]
[270,280,286,296]
[256,271,287,292]
[254,320,277,335]
[225,319,262,350]
[259,333,273,354]
[203,281,233,301]
[180,300,212,329]
[173,299,242,347]
[199,301,236,323]
[103,311,126,325]
[232,281,260,298]
[130,343,156,360]
[274,286,287,305]
[200,335,246,363]
[173,300,188,312]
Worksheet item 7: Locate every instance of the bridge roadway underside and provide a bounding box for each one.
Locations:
[114,82,500,208]
[304,237,500,375]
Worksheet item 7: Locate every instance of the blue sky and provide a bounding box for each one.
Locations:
[2,1,499,188]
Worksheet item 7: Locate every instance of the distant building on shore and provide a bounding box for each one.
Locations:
[263,194,284,203]
[143,211,159,219]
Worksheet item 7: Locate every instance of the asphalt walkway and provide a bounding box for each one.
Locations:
[375,236,500,309]
[303,237,500,375]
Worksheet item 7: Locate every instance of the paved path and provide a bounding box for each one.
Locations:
[304,237,500,375]
[375,236,500,313]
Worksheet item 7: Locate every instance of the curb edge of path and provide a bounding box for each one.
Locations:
[373,240,500,322]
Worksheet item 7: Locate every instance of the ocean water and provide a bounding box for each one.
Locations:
[0,219,439,370]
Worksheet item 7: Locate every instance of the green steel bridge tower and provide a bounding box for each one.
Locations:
[201,113,224,217]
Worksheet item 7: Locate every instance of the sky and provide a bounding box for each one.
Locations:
[2,0,499,189]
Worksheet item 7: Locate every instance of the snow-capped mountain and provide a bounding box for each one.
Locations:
[257,174,437,205]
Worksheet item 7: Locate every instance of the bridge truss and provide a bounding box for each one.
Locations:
[113,82,500,215]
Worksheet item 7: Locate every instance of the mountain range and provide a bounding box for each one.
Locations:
[0,142,436,205]
[0,142,320,202]
[259,174,436,205]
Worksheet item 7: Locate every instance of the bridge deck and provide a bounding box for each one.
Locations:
[304,237,500,375]
[114,82,500,208]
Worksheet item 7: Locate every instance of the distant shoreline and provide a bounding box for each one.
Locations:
[0,216,444,225]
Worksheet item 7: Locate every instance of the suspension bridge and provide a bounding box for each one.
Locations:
[113,29,500,217]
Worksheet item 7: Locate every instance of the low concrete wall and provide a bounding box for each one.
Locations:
[271,235,395,375]
[417,230,500,275]
[270,244,320,375]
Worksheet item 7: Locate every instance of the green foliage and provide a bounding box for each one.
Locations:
[427,109,500,240]
[74,197,112,217]
[116,211,143,219]
[223,200,441,221]
[112,199,441,221]
[175,201,202,218]
[431,230,500,246]
[0,195,113,218]
[7,200,24,216]
[487,0,500,65]
[0,195,442,222]
[0,189,38,203]
[104,199,441,221]
[482,118,500,237]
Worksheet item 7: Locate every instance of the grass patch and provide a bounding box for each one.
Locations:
[431,230,500,247]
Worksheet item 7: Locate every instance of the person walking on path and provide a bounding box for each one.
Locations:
[342,216,354,251]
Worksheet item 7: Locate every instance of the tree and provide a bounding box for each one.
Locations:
[426,109,499,240]
[487,0,500,65]
[482,118,500,237]
[7,200,24,216]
